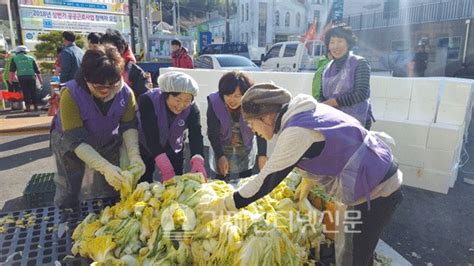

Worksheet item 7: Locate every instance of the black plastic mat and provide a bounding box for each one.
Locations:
[0,198,116,266]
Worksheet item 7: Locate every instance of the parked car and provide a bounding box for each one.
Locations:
[194,54,260,71]
[201,42,250,59]
[260,40,326,72]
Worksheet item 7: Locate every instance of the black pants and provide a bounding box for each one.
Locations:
[18,76,38,106]
[213,169,253,181]
[342,188,403,266]
[141,145,184,183]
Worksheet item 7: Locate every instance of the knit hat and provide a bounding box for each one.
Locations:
[241,83,292,120]
[158,71,199,96]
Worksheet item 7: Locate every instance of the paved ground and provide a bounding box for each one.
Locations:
[0,108,473,265]
[0,132,55,210]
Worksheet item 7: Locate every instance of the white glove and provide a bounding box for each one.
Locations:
[122,129,146,179]
[74,143,124,190]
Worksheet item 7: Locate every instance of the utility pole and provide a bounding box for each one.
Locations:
[160,1,163,32]
[128,0,136,53]
[225,0,230,42]
[148,0,153,36]
[6,0,16,48]
[173,0,177,34]
[140,0,149,60]
[177,0,180,35]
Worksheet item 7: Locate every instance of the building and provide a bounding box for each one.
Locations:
[342,0,474,76]
[191,0,330,60]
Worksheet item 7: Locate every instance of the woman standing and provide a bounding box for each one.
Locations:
[207,71,267,181]
[138,71,207,182]
[51,45,145,209]
[198,84,402,265]
[320,24,374,129]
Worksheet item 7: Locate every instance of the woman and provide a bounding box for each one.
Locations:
[51,45,145,209]
[100,29,149,98]
[207,71,267,181]
[320,24,374,129]
[198,84,403,265]
[138,71,207,182]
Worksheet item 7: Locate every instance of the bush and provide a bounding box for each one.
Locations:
[34,31,85,74]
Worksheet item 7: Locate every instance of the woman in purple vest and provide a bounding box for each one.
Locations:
[50,45,145,210]
[207,71,267,181]
[138,71,207,182]
[320,24,374,129]
[198,84,403,265]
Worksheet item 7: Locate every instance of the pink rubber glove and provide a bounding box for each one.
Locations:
[154,153,176,182]
[190,155,208,179]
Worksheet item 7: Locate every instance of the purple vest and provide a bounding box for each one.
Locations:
[141,88,191,153]
[208,92,254,149]
[55,80,131,147]
[284,104,392,204]
[323,54,371,126]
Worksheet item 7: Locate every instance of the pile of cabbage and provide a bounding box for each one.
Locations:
[71,172,326,265]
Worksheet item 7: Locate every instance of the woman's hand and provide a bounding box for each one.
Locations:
[322,98,338,107]
[218,156,229,176]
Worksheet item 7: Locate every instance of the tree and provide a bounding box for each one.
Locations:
[34,31,84,74]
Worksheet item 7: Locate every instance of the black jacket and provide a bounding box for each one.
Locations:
[126,62,149,98]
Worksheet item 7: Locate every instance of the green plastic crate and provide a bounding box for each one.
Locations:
[23,173,56,208]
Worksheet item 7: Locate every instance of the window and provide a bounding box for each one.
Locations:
[266,44,282,59]
[438,37,462,60]
[283,44,298,57]
[285,12,290,27]
[195,56,214,69]
[216,56,255,67]
[317,0,320,4]
[296,12,301,27]
[313,10,320,23]
[246,3,249,21]
[241,33,244,41]
[241,4,244,22]
[275,11,280,26]
[246,33,249,44]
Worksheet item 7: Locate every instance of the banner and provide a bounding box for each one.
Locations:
[18,0,129,14]
[20,8,129,32]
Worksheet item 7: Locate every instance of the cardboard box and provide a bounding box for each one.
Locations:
[427,123,462,151]
[441,80,473,107]
[393,145,426,168]
[372,119,430,147]
[370,76,389,98]
[371,98,386,120]
[424,148,456,173]
[386,78,413,99]
[384,99,410,120]
[436,102,468,126]
[408,100,437,122]
[411,79,440,102]
[399,164,450,194]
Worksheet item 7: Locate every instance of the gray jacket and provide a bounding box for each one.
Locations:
[60,43,84,83]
